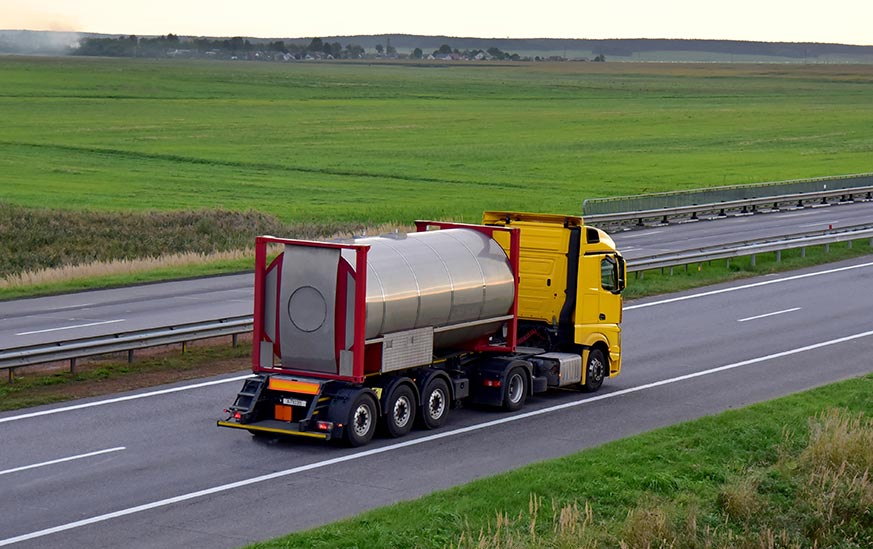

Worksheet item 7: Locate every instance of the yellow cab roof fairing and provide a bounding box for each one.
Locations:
[483,211,584,228]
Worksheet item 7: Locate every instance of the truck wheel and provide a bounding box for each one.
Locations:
[582,349,606,392]
[502,367,527,411]
[419,377,450,429]
[383,384,416,438]
[345,392,378,447]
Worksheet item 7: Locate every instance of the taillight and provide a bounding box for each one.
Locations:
[483,379,501,388]
[233,411,242,420]
[315,421,333,431]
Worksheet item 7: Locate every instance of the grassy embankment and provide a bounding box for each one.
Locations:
[250,375,872,548]
[1,58,873,296]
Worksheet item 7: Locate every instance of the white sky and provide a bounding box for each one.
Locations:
[3,0,872,45]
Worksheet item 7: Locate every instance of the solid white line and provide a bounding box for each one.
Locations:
[0,374,254,424]
[738,307,802,323]
[626,260,873,310]
[0,447,126,477]
[15,319,126,336]
[3,328,873,547]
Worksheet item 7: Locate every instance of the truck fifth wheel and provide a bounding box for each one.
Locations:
[218,211,626,446]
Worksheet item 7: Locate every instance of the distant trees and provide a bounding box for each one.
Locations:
[74,34,533,62]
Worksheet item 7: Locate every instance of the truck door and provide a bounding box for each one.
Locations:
[578,253,623,327]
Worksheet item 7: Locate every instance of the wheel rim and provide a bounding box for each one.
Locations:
[428,388,445,419]
[589,357,604,383]
[507,373,524,404]
[393,395,411,428]
[353,402,372,437]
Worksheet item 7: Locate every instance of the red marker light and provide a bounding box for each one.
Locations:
[233,411,242,420]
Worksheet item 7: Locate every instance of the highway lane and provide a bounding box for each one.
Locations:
[1,200,870,348]
[612,199,873,259]
[1,255,871,548]
[0,201,870,347]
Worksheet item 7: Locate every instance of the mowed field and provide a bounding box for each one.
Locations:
[2,56,873,224]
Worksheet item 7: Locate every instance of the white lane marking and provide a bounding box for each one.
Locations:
[0,374,254,424]
[0,447,126,477]
[15,319,126,336]
[738,307,802,323]
[626,260,873,310]
[3,328,873,547]
[798,221,835,228]
[618,229,663,239]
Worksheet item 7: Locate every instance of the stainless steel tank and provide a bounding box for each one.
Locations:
[345,228,515,346]
[274,228,515,374]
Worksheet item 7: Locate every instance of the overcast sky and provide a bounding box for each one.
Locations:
[3,0,872,45]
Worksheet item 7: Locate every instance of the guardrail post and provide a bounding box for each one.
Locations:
[232,334,239,347]
[825,243,830,254]
[725,259,730,269]
[776,250,782,263]
[750,254,756,267]
[848,239,853,249]
[182,341,188,354]
[801,247,806,258]
[70,358,77,374]
[128,350,135,364]
[8,367,14,383]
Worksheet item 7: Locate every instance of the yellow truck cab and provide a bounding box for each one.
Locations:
[484,211,625,387]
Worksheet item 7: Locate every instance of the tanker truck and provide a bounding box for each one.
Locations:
[218,211,626,446]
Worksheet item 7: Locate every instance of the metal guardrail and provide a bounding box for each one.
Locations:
[583,173,873,215]
[585,185,873,228]
[0,316,252,381]
[2,227,872,379]
[628,227,873,272]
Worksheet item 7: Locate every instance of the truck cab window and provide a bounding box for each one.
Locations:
[601,256,618,292]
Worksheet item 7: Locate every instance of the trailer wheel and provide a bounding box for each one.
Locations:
[419,377,450,429]
[582,348,606,392]
[383,384,416,438]
[345,392,378,447]
[502,367,527,411]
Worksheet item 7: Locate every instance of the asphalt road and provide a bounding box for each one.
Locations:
[1,255,871,548]
[0,200,870,349]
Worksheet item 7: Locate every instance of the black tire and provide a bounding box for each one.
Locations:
[582,348,606,392]
[502,367,527,411]
[419,377,450,430]
[382,384,416,438]
[345,392,378,447]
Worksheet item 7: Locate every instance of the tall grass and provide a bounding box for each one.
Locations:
[452,409,872,548]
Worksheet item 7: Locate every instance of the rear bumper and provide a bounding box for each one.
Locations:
[217,419,331,440]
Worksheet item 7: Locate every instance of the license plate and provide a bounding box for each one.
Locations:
[282,397,307,407]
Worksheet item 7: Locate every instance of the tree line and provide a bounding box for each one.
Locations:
[72,34,543,62]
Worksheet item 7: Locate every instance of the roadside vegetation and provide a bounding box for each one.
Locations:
[249,375,873,548]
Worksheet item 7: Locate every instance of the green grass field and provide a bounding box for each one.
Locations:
[2,57,873,224]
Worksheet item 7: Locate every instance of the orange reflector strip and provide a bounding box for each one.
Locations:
[268,378,321,394]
